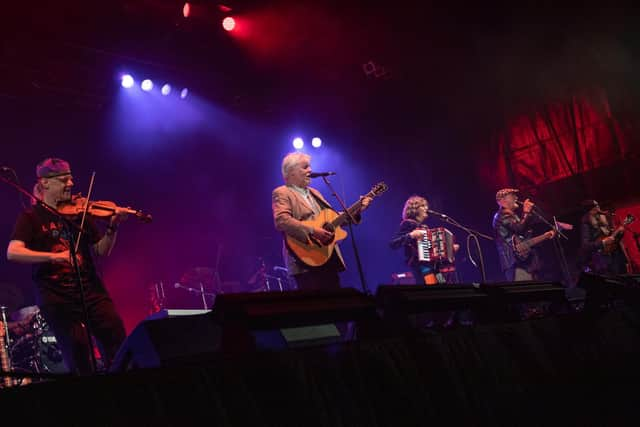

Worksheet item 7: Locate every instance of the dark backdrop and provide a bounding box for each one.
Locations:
[1,1,639,331]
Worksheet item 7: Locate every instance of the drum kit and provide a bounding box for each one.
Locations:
[148,258,294,313]
[0,305,66,386]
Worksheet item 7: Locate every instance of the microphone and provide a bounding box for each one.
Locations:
[0,166,12,171]
[427,209,448,218]
[308,172,336,178]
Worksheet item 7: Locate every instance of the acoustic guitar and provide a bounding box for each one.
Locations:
[599,214,635,254]
[286,182,388,267]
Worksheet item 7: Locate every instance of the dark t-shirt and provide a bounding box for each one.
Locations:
[10,204,106,305]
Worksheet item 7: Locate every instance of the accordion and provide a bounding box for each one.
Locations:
[416,227,455,264]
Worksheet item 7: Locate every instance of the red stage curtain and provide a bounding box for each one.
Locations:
[484,88,637,191]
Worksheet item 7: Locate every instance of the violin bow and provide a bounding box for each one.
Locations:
[74,171,96,254]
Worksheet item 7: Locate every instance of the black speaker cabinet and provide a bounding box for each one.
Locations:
[210,288,387,353]
[376,281,567,327]
[109,310,220,372]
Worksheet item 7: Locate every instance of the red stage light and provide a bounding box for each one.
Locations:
[182,2,191,18]
[222,16,236,32]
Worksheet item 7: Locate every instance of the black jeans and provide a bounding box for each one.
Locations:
[40,292,126,375]
[292,254,342,291]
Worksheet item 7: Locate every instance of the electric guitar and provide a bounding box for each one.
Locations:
[511,230,556,262]
[285,182,388,267]
[599,214,635,254]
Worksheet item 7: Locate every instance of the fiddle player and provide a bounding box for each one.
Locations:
[6,158,129,375]
[579,199,629,275]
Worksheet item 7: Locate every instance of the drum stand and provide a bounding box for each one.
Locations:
[264,274,284,292]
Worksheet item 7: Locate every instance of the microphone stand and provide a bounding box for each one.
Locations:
[0,171,98,374]
[174,283,216,307]
[321,176,369,296]
[428,210,493,283]
[213,243,223,296]
[530,207,573,287]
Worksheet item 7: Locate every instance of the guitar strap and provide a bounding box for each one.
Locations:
[306,189,325,215]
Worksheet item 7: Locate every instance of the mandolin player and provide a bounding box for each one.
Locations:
[579,199,630,275]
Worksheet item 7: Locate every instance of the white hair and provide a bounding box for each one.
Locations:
[281,152,310,180]
[31,181,44,205]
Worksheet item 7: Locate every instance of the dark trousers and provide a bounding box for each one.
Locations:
[292,254,342,291]
[40,292,126,375]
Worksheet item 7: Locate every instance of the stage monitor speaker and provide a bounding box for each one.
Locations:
[376,284,488,314]
[376,281,568,326]
[210,288,387,353]
[578,272,640,310]
[618,274,640,286]
[479,280,566,303]
[109,310,221,373]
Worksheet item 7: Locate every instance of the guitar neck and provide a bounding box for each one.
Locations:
[332,200,364,228]
[613,225,627,237]
[527,233,550,247]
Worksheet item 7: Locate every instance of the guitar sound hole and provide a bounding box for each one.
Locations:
[323,223,335,233]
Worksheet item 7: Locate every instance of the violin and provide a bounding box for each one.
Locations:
[57,194,152,223]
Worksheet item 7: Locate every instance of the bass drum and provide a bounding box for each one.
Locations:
[9,308,68,374]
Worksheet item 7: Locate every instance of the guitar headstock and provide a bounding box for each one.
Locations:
[624,214,636,226]
[368,182,389,198]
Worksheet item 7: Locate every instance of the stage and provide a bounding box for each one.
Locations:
[2,283,640,426]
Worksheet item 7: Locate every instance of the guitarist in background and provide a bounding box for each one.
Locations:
[492,188,554,282]
[579,199,629,275]
[272,152,371,291]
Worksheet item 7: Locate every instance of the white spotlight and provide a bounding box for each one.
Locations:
[121,74,134,88]
[292,137,304,149]
[161,84,172,95]
[141,79,154,91]
[311,137,322,148]
[180,88,189,99]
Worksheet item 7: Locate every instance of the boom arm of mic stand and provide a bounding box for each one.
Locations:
[321,176,358,225]
[531,210,568,240]
[434,214,493,283]
[439,215,494,241]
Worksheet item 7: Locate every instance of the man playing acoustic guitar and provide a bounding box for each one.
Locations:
[272,152,373,291]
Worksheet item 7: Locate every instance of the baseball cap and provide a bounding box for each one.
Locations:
[36,158,71,178]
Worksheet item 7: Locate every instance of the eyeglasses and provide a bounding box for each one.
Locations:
[51,175,73,184]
